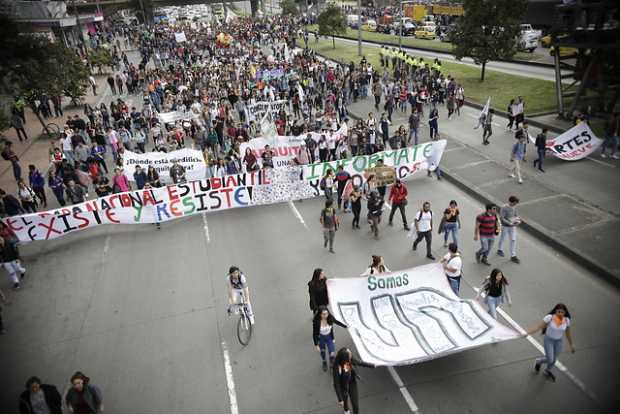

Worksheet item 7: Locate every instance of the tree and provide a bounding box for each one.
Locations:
[317,3,347,49]
[281,0,299,16]
[452,0,527,81]
[0,15,89,133]
[89,48,114,74]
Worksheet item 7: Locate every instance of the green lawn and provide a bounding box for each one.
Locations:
[305,25,542,62]
[302,37,557,114]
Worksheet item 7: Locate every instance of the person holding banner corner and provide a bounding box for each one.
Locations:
[333,347,376,414]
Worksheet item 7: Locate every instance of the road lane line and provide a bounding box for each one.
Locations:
[473,287,600,405]
[288,200,308,229]
[202,213,211,243]
[388,366,419,412]
[221,340,240,414]
[586,156,615,168]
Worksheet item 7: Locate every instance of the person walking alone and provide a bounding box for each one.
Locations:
[533,128,548,172]
[474,204,500,266]
[475,268,511,319]
[349,185,362,229]
[332,347,375,414]
[0,235,26,290]
[320,199,339,253]
[497,196,522,263]
[308,268,329,314]
[412,201,435,260]
[525,303,575,382]
[367,190,384,240]
[510,132,527,184]
[482,109,494,145]
[441,200,460,247]
[388,179,410,230]
[64,371,104,414]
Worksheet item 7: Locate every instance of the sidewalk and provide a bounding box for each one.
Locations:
[0,50,144,205]
[346,94,620,286]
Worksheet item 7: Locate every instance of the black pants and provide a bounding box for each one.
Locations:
[352,201,361,227]
[337,182,347,209]
[343,383,359,414]
[389,202,407,227]
[534,148,545,169]
[33,186,47,207]
[413,230,432,256]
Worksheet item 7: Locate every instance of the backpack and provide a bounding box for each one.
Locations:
[321,208,339,228]
[319,178,326,191]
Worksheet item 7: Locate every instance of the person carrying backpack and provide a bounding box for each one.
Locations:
[412,201,435,260]
[320,199,339,253]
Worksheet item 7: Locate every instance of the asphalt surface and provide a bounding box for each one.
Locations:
[1,164,618,413]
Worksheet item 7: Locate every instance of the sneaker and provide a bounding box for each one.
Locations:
[427,254,436,260]
[613,154,620,159]
[13,283,20,290]
[475,251,481,263]
[249,315,255,325]
[497,250,505,257]
[534,361,541,373]
[322,361,328,372]
[538,168,545,172]
[544,370,556,382]
[20,272,25,279]
[481,257,491,266]
[518,179,523,184]
[509,174,515,178]
[511,256,521,264]
[601,153,607,158]
[412,243,417,251]
[324,240,328,248]
[443,242,448,247]
[329,249,335,254]
[388,221,393,226]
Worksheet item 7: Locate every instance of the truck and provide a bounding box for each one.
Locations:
[518,24,542,53]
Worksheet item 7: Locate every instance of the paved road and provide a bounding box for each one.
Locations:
[333,36,564,82]
[1,164,618,413]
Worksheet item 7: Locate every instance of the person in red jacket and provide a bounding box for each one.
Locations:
[388,179,410,230]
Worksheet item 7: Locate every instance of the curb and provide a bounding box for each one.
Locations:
[440,169,620,290]
[343,99,619,290]
[305,30,554,69]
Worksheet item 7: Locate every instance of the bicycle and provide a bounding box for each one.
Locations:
[228,292,253,346]
[41,122,61,140]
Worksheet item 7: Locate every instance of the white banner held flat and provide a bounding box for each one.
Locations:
[326,263,520,366]
[123,149,207,184]
[529,122,603,161]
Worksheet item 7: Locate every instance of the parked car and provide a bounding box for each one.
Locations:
[376,23,392,34]
[415,25,437,40]
[362,19,378,32]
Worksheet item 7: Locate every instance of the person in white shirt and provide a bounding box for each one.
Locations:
[441,243,462,295]
[412,201,435,260]
[525,303,575,382]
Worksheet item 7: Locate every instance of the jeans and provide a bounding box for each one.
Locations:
[3,260,26,285]
[447,276,461,295]
[511,159,522,181]
[477,236,495,258]
[318,333,336,362]
[11,160,21,182]
[536,336,563,372]
[323,229,335,250]
[498,226,517,257]
[443,222,458,245]
[485,295,502,319]
[534,148,546,169]
[601,135,618,155]
[409,128,419,145]
[413,230,432,256]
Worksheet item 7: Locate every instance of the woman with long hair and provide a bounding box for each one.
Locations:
[525,303,575,382]
[312,306,347,371]
[476,268,511,319]
[308,268,329,314]
[361,255,390,276]
[332,347,375,414]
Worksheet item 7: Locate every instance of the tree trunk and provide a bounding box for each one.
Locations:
[251,0,259,17]
[480,61,486,82]
[332,35,335,49]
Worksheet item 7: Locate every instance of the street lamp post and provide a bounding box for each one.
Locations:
[357,0,361,56]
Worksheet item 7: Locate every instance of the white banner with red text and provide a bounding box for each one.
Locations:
[529,122,603,161]
[122,148,207,184]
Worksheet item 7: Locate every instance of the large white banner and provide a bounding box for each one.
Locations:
[3,169,316,242]
[123,149,207,184]
[529,122,603,161]
[327,263,520,366]
[240,135,306,168]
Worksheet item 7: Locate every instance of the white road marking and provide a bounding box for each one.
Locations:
[221,340,240,414]
[473,288,600,404]
[102,234,110,256]
[202,213,211,243]
[388,366,419,412]
[586,156,615,168]
[288,200,308,229]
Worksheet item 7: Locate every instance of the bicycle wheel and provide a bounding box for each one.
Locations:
[237,312,253,346]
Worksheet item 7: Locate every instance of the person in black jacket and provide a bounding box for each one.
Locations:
[0,189,25,216]
[533,128,548,172]
[308,268,329,314]
[333,348,375,414]
[313,306,347,371]
[65,371,104,414]
[0,236,26,289]
[19,376,62,414]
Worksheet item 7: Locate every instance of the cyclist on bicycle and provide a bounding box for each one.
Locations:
[227,266,254,325]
